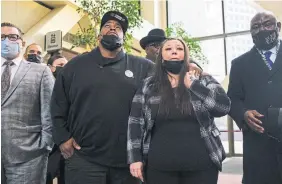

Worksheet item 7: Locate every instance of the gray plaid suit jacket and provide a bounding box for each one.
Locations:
[1,60,54,164]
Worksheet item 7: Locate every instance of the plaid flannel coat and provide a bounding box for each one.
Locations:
[127,74,231,171]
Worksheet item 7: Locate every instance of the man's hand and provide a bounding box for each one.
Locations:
[189,63,202,76]
[244,110,264,133]
[130,162,144,182]
[59,138,81,159]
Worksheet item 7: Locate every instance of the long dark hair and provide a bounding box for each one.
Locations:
[150,38,192,116]
[47,53,64,66]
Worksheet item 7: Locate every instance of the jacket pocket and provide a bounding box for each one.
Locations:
[26,125,42,133]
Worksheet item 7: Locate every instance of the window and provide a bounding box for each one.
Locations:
[224,0,258,33]
[226,34,253,73]
[167,0,223,37]
[200,38,226,82]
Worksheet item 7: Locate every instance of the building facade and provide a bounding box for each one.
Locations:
[1,0,167,60]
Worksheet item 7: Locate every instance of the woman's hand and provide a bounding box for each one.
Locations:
[130,162,144,182]
[188,63,202,76]
[184,70,196,88]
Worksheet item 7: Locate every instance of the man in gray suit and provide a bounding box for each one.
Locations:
[1,22,54,184]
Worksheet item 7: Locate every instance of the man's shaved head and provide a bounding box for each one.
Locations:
[251,12,280,32]
[250,11,281,50]
[251,11,276,23]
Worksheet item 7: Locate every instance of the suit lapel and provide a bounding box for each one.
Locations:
[250,47,271,76]
[1,60,31,105]
[269,40,282,78]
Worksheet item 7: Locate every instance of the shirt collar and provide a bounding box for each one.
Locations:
[1,56,23,66]
[262,45,278,55]
[92,47,125,67]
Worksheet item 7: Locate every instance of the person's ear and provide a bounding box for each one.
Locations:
[22,41,26,47]
[98,33,103,42]
[50,66,55,73]
[122,32,125,41]
[277,22,281,32]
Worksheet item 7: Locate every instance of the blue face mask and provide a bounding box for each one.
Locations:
[1,38,21,60]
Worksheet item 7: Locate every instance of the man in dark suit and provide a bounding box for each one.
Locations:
[228,12,282,184]
[140,28,166,62]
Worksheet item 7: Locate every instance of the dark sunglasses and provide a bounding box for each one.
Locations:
[1,34,21,41]
[148,42,161,48]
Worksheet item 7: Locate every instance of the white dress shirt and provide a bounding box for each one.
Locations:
[1,56,22,84]
[262,46,278,63]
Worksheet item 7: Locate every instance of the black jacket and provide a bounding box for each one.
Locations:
[228,41,282,130]
[227,40,282,184]
[51,48,154,167]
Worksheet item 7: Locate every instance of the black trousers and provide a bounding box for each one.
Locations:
[146,165,218,184]
[243,131,282,184]
[46,146,65,184]
[64,152,139,184]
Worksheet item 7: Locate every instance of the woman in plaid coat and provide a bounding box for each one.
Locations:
[127,38,231,184]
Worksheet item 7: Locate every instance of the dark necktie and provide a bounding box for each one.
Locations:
[264,51,273,69]
[1,60,14,100]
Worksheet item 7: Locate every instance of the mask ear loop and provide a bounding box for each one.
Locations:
[17,42,22,53]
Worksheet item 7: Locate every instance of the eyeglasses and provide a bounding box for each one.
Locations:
[1,34,21,41]
[148,43,161,48]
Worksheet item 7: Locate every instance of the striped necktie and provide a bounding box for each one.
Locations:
[264,51,273,69]
[1,60,14,100]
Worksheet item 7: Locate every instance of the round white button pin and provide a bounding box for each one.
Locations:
[125,70,134,78]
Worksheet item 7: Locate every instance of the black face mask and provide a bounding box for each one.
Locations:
[100,35,123,51]
[53,66,63,78]
[162,60,184,74]
[27,54,42,63]
[252,29,279,50]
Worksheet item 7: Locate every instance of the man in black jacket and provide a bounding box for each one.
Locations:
[140,28,166,62]
[24,43,43,63]
[139,28,203,74]
[228,12,282,184]
[51,11,153,184]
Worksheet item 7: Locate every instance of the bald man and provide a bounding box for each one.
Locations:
[24,43,43,63]
[228,12,282,184]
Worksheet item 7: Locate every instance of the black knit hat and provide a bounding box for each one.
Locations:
[100,11,128,34]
